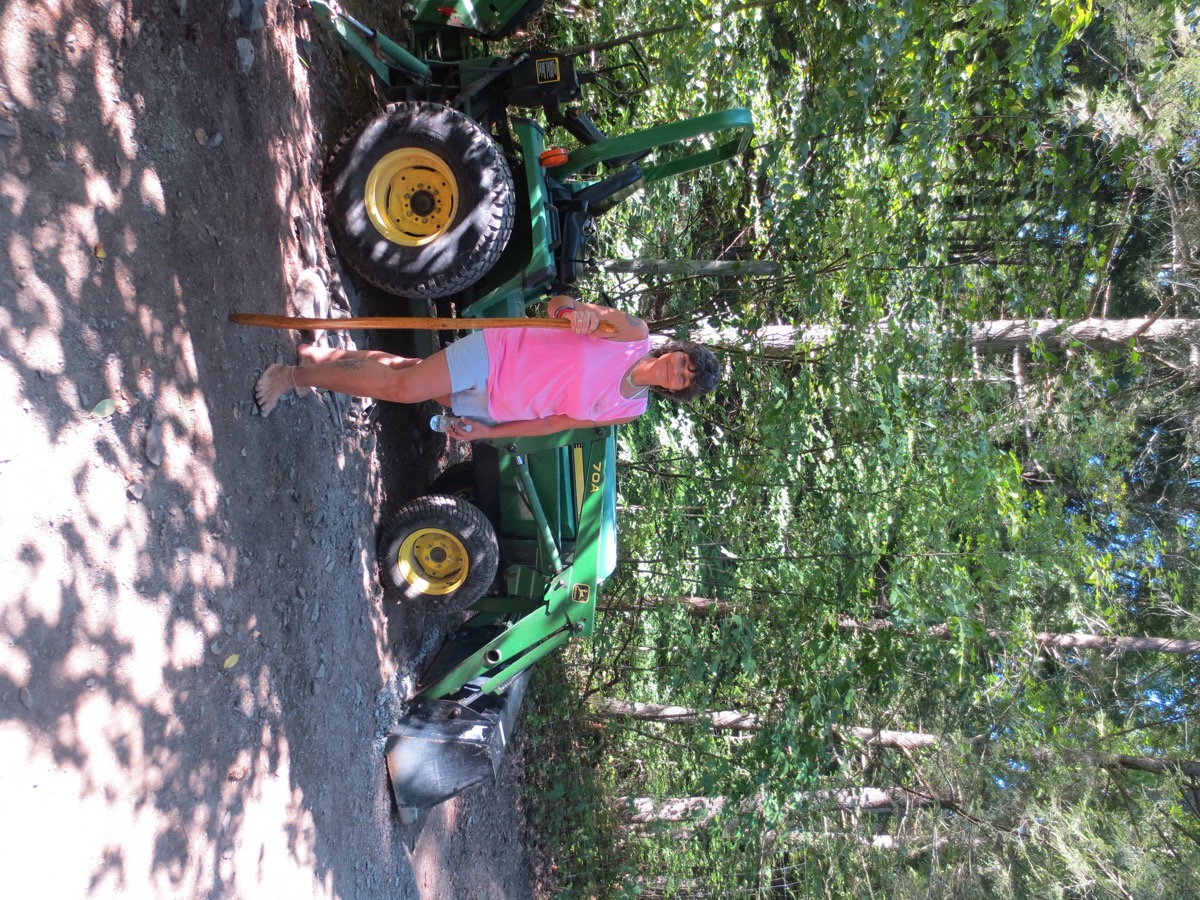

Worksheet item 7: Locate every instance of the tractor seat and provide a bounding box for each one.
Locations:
[550,166,644,285]
[571,164,644,216]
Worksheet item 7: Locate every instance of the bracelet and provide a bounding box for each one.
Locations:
[553,305,575,319]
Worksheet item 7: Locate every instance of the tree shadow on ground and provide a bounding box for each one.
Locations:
[0,3,499,896]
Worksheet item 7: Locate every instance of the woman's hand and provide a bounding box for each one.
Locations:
[565,304,601,337]
[547,293,646,342]
[447,417,492,442]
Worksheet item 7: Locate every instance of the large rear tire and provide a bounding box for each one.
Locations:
[378,494,499,613]
[324,102,515,299]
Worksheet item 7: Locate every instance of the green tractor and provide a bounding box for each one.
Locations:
[307,0,752,817]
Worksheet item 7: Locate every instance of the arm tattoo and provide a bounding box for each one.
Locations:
[332,359,366,371]
[620,312,645,328]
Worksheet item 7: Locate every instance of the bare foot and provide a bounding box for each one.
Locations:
[254,364,296,417]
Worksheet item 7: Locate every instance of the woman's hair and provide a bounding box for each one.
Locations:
[649,340,720,402]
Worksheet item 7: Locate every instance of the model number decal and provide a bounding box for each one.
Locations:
[590,461,603,493]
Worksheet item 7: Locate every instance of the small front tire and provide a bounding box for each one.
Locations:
[378,495,499,613]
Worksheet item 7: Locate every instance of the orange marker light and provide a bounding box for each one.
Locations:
[539,147,569,167]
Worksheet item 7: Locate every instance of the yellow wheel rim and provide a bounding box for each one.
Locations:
[396,527,468,596]
[363,148,458,246]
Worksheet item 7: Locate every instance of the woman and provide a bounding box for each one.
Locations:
[253,295,719,441]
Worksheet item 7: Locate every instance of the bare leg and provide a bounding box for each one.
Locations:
[297,343,420,371]
[255,347,453,417]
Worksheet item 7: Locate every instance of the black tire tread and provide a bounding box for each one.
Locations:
[377,494,500,614]
[323,102,515,299]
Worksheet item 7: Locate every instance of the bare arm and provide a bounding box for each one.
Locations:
[448,413,640,442]
[546,294,649,343]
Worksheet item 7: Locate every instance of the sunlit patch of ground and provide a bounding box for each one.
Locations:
[1,2,535,896]
[0,2,357,895]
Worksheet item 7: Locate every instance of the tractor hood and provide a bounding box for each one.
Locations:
[595,434,618,583]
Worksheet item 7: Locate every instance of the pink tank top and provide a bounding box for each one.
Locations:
[484,328,652,424]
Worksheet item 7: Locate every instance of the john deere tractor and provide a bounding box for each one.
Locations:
[307,0,752,817]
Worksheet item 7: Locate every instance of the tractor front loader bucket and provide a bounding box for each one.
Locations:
[384,669,531,815]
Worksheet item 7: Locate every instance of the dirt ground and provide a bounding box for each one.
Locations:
[0,2,542,896]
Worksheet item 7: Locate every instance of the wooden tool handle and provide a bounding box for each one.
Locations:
[228,312,618,333]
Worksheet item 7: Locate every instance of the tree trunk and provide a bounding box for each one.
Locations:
[592,697,938,750]
[837,616,1200,656]
[1034,631,1200,656]
[807,787,954,812]
[1028,748,1200,779]
[835,725,939,752]
[662,318,1200,357]
[968,318,1200,352]
[592,697,760,729]
[619,795,728,824]
[617,787,953,826]
[599,259,780,278]
[655,323,837,355]
[1107,754,1200,778]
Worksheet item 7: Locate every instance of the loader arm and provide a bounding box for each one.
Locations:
[417,430,614,700]
[555,108,754,187]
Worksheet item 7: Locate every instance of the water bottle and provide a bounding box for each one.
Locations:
[430,415,472,433]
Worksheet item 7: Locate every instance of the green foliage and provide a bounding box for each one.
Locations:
[521,661,639,894]
[517,0,1200,895]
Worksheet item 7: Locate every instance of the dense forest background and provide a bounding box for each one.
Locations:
[513,1,1200,896]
